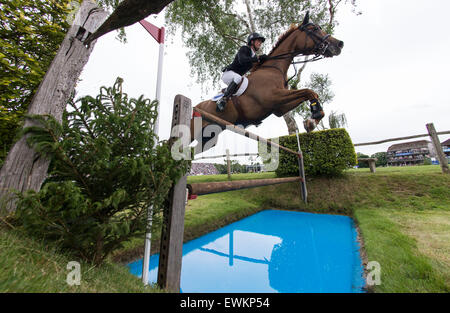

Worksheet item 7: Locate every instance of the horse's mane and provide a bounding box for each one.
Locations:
[268,24,299,56]
[250,24,299,72]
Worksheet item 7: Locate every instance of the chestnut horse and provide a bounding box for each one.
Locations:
[191,12,344,153]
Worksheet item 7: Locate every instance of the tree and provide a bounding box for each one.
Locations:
[165,0,357,86]
[214,163,228,174]
[85,0,176,44]
[328,110,347,129]
[0,0,174,166]
[164,0,358,131]
[14,78,189,265]
[0,0,78,164]
[0,0,107,213]
[371,152,387,167]
[356,152,369,168]
[303,72,335,130]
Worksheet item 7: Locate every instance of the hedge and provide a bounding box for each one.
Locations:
[271,128,357,177]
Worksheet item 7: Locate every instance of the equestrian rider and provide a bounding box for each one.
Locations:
[216,32,268,112]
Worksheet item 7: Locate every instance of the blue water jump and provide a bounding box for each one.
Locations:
[128,209,365,293]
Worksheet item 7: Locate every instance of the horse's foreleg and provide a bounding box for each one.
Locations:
[271,88,320,117]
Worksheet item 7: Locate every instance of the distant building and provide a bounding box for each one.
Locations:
[246,164,263,173]
[386,140,434,166]
[441,138,450,160]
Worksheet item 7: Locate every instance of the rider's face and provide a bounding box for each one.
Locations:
[253,39,263,51]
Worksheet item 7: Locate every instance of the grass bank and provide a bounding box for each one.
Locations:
[0,226,163,292]
[1,165,448,292]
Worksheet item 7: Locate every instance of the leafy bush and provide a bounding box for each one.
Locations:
[15,78,190,265]
[274,128,357,177]
[423,157,432,165]
[214,163,228,174]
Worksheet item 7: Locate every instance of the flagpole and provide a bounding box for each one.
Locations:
[154,28,165,135]
[139,20,165,286]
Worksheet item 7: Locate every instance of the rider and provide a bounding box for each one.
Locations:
[216,32,268,112]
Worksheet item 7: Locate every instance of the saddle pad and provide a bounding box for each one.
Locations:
[211,77,249,101]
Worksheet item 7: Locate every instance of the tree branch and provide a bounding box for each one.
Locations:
[244,0,256,32]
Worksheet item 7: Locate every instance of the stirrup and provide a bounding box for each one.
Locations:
[216,98,226,112]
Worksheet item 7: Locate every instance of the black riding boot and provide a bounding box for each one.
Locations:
[310,99,324,120]
[216,81,239,112]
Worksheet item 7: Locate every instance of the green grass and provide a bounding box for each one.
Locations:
[355,208,449,292]
[0,226,163,293]
[183,165,450,292]
[1,165,449,292]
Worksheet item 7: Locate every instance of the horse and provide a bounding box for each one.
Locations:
[190,11,344,153]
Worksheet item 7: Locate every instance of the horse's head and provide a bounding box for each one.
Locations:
[297,11,344,58]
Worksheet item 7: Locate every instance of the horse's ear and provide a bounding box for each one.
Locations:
[302,11,310,25]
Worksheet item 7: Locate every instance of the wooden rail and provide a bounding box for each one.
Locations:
[188,177,303,196]
[354,131,450,147]
[354,124,449,174]
[193,107,302,157]
[194,153,259,161]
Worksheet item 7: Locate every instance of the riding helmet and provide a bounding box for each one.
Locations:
[247,32,266,46]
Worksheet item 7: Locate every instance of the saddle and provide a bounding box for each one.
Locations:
[211,77,269,128]
[212,77,248,102]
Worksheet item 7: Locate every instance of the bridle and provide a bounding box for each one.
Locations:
[298,22,331,57]
[265,23,332,62]
[259,22,333,87]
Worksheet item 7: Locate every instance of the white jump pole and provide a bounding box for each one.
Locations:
[154,33,165,135]
[140,19,165,286]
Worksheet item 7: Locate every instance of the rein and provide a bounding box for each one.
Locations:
[259,23,332,86]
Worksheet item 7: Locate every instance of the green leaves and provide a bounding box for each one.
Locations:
[275,128,357,177]
[165,0,357,86]
[16,78,190,265]
[0,0,79,163]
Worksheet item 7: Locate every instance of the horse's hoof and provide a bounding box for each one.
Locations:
[311,110,325,120]
[303,118,316,133]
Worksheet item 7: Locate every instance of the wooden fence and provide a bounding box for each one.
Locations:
[353,123,449,174]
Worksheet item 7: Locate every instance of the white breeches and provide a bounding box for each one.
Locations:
[221,71,243,85]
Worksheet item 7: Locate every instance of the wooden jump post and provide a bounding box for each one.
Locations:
[426,123,449,174]
[157,95,190,292]
[156,95,308,291]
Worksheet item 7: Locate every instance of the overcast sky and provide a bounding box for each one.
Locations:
[76,0,450,164]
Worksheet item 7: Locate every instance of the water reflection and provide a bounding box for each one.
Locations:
[128,210,365,293]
